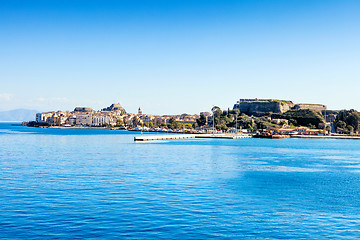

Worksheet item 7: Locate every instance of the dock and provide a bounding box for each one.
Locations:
[134,134,251,141]
[134,133,360,141]
[195,134,251,139]
[134,134,197,141]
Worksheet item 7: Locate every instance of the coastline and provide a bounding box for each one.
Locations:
[20,124,360,140]
[42,126,109,129]
[290,135,360,140]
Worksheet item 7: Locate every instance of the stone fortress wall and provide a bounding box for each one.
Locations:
[233,98,327,115]
[293,104,327,111]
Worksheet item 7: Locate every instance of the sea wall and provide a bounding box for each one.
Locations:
[293,104,327,111]
[233,101,294,114]
[233,99,327,115]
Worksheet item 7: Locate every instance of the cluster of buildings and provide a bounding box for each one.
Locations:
[33,98,332,133]
[35,103,200,128]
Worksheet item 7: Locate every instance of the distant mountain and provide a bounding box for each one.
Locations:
[0,109,38,122]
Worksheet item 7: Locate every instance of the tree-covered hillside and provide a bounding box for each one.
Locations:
[200,106,328,131]
[334,110,360,134]
[272,109,324,128]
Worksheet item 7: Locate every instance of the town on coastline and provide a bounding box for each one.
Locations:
[25,99,360,138]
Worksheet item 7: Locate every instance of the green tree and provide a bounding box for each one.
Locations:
[272,109,323,128]
[216,123,228,132]
[211,106,222,118]
[169,117,176,124]
[211,106,222,125]
[175,122,183,129]
[132,117,139,127]
[116,119,124,126]
[347,113,360,132]
[335,120,346,129]
[184,123,193,129]
[326,125,331,132]
[196,114,207,126]
[334,109,360,133]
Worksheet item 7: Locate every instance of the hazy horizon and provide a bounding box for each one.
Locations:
[0,99,353,117]
[1,0,359,115]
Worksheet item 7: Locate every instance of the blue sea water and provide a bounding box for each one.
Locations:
[1,122,360,239]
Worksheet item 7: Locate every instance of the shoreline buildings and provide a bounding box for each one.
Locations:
[35,103,199,128]
[32,98,342,134]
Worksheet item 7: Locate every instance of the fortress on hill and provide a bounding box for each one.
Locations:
[233,98,326,115]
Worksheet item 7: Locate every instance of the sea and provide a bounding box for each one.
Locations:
[1,122,360,239]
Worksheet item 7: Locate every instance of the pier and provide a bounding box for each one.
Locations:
[134,134,197,141]
[134,134,251,141]
[195,134,251,139]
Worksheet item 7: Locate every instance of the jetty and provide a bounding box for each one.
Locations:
[134,134,197,141]
[196,134,251,139]
[134,134,251,141]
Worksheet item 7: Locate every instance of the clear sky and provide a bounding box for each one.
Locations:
[1,0,359,114]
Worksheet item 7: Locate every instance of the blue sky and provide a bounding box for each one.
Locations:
[1,0,359,114]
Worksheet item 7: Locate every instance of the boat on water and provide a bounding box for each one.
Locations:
[253,132,290,139]
[110,126,127,130]
[271,134,290,139]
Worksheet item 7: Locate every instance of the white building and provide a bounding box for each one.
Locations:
[36,112,53,124]
[93,115,110,126]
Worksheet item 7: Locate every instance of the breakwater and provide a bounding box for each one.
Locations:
[134,134,251,141]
